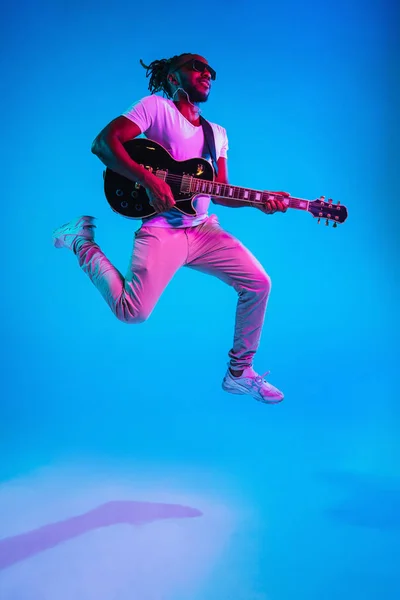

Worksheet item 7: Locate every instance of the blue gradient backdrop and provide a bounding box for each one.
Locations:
[1,0,399,599]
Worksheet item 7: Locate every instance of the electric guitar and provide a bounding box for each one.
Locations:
[103,139,348,226]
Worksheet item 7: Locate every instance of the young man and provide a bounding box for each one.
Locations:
[53,53,288,404]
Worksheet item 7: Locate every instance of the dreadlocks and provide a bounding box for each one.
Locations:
[139,54,191,98]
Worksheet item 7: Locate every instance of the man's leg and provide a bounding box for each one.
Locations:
[185,215,283,403]
[53,216,187,323]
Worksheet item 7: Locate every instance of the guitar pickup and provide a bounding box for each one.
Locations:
[180,174,192,193]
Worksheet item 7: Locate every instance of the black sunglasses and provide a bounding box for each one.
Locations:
[181,59,217,81]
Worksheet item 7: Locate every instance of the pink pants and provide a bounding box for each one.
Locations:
[76,214,271,370]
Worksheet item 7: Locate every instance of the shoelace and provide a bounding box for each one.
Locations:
[254,371,271,386]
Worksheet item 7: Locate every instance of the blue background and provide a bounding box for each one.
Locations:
[1,0,399,598]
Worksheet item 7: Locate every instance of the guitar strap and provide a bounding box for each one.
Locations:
[200,116,218,177]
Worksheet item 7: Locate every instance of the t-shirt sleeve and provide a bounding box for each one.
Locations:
[219,127,229,159]
[122,95,158,134]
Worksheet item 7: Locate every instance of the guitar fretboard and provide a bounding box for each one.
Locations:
[180,174,310,211]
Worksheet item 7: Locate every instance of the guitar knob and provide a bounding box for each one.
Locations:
[325,219,329,226]
[333,222,337,228]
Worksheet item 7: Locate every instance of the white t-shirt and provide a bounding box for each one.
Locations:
[122,94,229,228]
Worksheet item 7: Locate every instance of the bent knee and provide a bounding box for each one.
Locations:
[256,271,271,295]
[115,301,151,324]
[121,314,148,325]
[120,312,150,325]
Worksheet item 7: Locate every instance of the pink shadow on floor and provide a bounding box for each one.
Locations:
[0,500,203,571]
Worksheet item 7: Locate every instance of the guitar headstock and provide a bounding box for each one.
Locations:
[309,196,348,227]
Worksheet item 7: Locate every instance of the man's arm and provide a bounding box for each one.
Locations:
[91,116,175,212]
[91,116,151,185]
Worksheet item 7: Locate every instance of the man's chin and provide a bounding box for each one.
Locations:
[190,92,209,104]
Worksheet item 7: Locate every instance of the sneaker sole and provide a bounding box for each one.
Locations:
[222,381,284,404]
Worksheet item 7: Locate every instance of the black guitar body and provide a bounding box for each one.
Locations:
[103,138,215,219]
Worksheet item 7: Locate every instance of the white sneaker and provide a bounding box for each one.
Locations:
[222,366,284,404]
[52,216,96,251]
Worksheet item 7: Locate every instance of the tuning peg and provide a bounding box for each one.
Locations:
[317,218,321,224]
[325,219,329,226]
[337,200,341,205]
[333,222,337,228]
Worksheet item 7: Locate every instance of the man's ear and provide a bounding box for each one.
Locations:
[168,74,178,85]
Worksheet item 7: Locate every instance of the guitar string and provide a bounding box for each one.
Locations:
[121,170,340,211]
[160,173,293,198]
[150,172,339,208]
[122,181,341,218]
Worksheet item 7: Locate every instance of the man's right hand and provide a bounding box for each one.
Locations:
[142,172,176,213]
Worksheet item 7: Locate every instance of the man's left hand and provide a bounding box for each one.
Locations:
[256,191,289,214]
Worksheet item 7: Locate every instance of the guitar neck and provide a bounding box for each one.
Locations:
[187,177,310,211]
